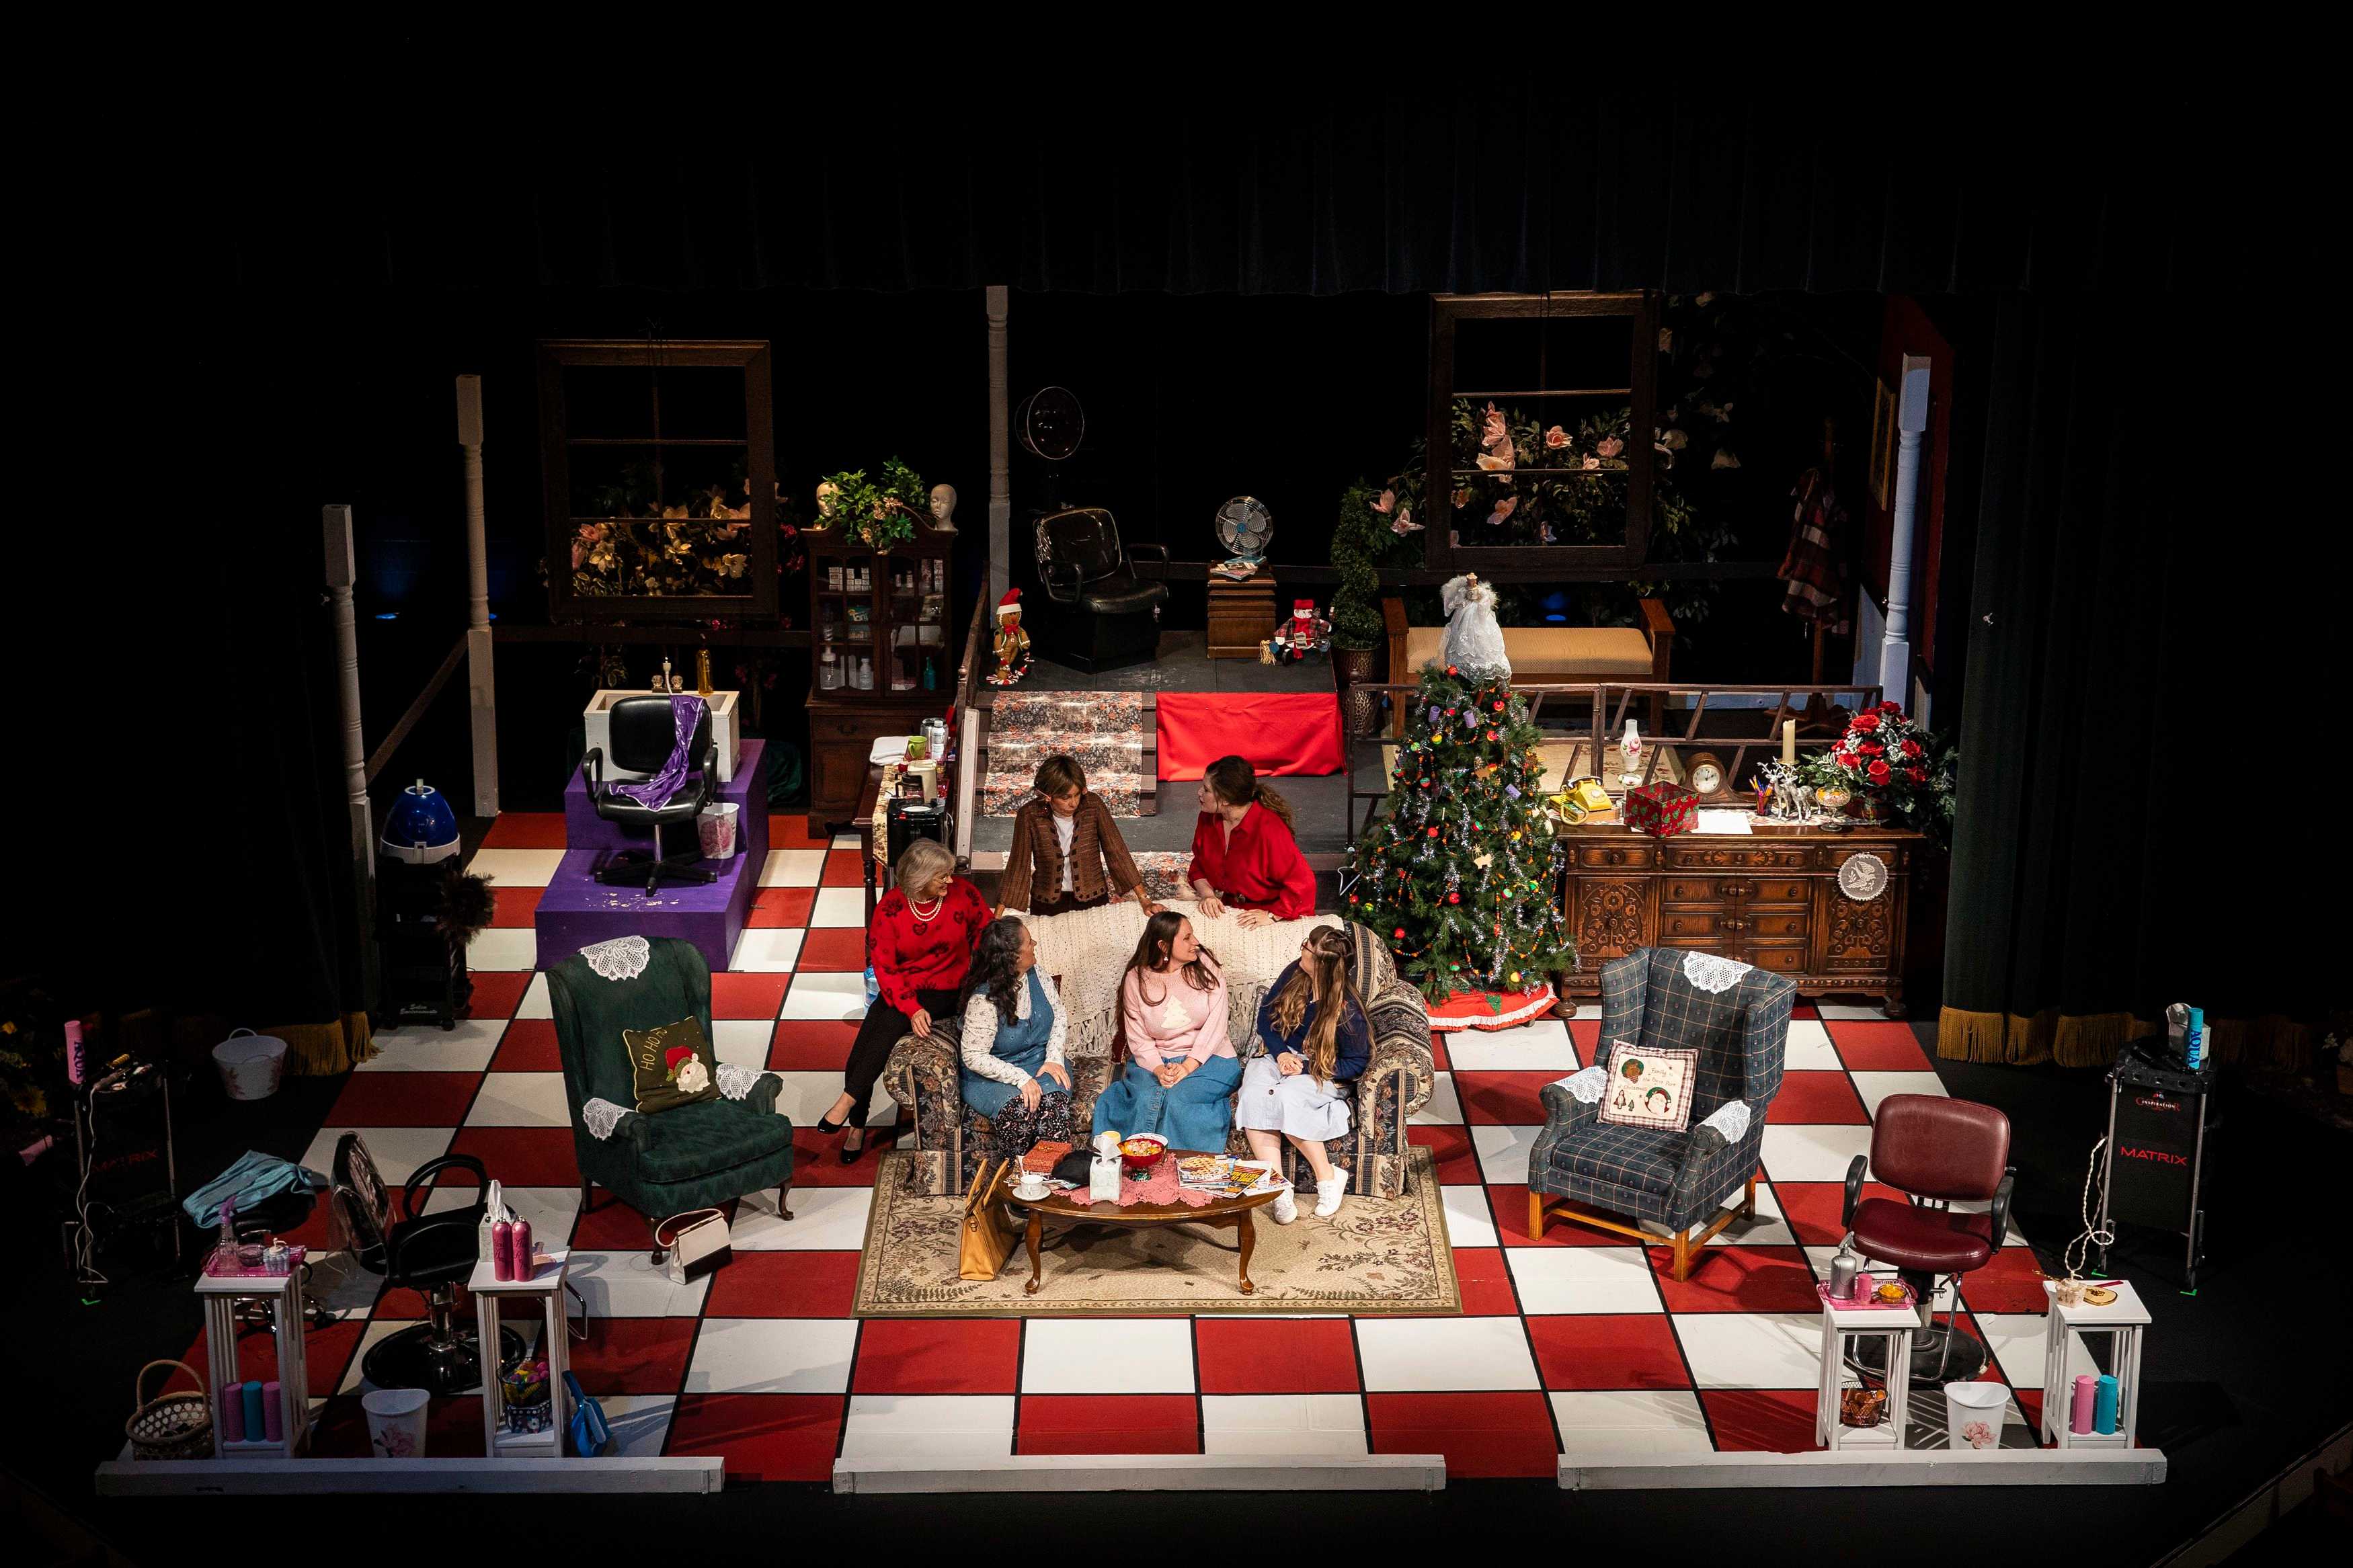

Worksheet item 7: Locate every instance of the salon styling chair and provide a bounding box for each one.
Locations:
[580,696,717,895]
[1031,506,1168,673]
[331,1134,525,1396]
[1842,1094,2015,1385]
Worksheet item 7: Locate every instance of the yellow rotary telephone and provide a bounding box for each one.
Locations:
[1548,776,1615,823]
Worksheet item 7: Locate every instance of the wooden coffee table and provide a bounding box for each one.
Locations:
[1017,1152,1284,1296]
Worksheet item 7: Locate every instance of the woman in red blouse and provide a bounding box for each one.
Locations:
[819,837,989,1162]
[1187,755,1316,926]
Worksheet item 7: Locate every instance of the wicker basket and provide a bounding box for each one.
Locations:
[126,1359,214,1460]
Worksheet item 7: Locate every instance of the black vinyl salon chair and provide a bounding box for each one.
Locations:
[1031,506,1168,673]
[580,696,718,895]
[332,1134,524,1397]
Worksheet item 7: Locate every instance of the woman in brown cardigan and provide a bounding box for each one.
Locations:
[997,755,1161,918]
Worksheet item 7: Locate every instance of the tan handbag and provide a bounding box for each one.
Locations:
[958,1159,1018,1281]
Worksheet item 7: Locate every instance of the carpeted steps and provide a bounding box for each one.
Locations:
[982,691,1155,817]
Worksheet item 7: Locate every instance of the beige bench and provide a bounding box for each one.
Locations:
[1382,597,1675,736]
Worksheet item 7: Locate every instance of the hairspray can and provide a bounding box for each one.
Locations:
[63,1020,86,1087]
[2071,1373,2098,1435]
[262,1381,284,1442]
[2095,1374,2120,1434]
[511,1217,534,1280]
[491,1219,514,1282]
[220,1383,245,1442]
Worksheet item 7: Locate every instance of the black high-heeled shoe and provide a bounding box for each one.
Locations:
[838,1132,865,1165]
[813,1114,849,1135]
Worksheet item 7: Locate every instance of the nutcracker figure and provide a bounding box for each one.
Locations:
[986,588,1033,687]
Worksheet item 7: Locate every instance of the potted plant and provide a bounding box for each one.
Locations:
[1330,482,1388,736]
[1808,702,1956,845]
[812,458,930,550]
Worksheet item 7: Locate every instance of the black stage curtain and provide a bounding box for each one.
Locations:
[171,87,2276,300]
[1939,294,2340,1067]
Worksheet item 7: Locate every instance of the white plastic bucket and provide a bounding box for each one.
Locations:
[1944,1378,2008,1450]
[212,1030,287,1102]
[362,1387,430,1457]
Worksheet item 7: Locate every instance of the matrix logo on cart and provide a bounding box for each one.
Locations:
[2118,1145,2188,1165]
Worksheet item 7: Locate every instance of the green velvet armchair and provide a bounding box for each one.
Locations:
[548,936,795,1229]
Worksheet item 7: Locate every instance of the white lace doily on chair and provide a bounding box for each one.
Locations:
[580,936,652,981]
[1681,951,1751,995]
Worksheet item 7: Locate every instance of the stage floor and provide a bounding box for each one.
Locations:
[207,812,2072,1483]
[1019,628,1336,694]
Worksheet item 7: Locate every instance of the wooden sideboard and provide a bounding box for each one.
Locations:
[1556,821,1922,1017]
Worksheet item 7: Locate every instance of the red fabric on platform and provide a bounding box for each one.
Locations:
[1155,692,1345,780]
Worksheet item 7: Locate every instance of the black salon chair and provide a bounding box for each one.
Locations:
[580,696,718,894]
[331,1134,524,1396]
[1032,506,1168,672]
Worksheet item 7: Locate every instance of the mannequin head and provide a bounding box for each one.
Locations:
[929,483,957,527]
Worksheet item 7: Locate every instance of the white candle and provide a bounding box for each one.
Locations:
[1782,720,1797,766]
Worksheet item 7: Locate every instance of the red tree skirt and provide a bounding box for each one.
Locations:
[1427,984,1558,1032]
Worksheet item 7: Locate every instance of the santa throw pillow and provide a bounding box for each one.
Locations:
[623,1017,721,1115]
[1595,1040,1699,1133]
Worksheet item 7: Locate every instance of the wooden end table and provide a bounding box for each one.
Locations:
[1018,1153,1284,1296]
[1206,568,1276,659]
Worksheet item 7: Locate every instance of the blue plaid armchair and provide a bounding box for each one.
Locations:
[1527,948,1794,1279]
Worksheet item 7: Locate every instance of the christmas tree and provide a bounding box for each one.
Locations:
[1343,664,1577,1002]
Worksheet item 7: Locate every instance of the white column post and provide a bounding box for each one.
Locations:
[986,285,1010,604]
[324,503,379,1004]
[1881,356,1932,709]
[457,376,499,817]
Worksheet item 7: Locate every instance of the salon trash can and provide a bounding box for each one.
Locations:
[1944,1378,2007,1449]
[212,1030,287,1102]
[362,1388,430,1457]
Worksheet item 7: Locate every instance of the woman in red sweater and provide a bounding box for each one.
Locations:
[1187,755,1316,926]
[818,837,988,1163]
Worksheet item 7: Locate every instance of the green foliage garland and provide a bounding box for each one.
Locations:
[814,456,930,549]
[1341,667,1578,1001]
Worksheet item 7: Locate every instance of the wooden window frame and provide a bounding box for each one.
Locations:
[537,338,780,624]
[1425,292,1659,577]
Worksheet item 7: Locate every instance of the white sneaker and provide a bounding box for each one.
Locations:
[1314,1173,1348,1218]
[1269,1188,1298,1225]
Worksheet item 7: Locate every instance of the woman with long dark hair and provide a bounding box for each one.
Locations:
[1088,911,1242,1153]
[1187,755,1315,926]
[955,917,1075,1157]
[1237,925,1371,1221]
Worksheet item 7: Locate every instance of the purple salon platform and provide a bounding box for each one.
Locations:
[536,741,770,974]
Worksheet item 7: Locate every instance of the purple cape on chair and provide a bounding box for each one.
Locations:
[609,695,706,808]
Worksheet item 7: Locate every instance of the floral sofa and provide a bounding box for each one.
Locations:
[880,905,1433,1198]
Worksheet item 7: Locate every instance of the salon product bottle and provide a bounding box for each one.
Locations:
[922,655,937,692]
[1828,1239,1861,1302]
[220,1383,245,1442]
[262,1381,284,1442]
[64,1019,86,1086]
[2070,1373,2098,1435]
[491,1218,514,1281]
[2185,1007,2206,1071]
[241,1381,266,1441]
[512,1217,534,1279]
[2094,1374,2119,1434]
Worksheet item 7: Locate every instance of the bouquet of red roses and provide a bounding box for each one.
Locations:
[1813,701,1951,835]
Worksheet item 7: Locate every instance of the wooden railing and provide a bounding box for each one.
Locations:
[950,592,994,866]
[1342,679,1884,841]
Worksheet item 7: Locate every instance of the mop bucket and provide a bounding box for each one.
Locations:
[212,1030,287,1102]
[1944,1378,2008,1450]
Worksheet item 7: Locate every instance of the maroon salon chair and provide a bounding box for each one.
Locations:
[1842,1094,2015,1385]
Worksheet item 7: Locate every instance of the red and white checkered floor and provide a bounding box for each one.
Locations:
[183,813,2062,1481]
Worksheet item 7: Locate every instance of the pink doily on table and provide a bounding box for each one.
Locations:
[1113,1156,1213,1208]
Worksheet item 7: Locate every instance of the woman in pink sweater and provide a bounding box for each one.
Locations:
[1088,912,1243,1152]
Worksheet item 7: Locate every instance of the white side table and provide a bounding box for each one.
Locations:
[196,1268,310,1458]
[2040,1280,2151,1448]
[1816,1279,1914,1450]
[471,1249,571,1458]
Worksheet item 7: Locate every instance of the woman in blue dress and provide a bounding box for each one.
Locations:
[957,917,1075,1157]
[1236,925,1371,1222]
[1090,911,1243,1154]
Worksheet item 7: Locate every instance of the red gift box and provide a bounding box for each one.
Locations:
[1624,781,1698,838]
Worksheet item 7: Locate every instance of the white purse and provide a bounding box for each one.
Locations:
[653,1208,731,1285]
